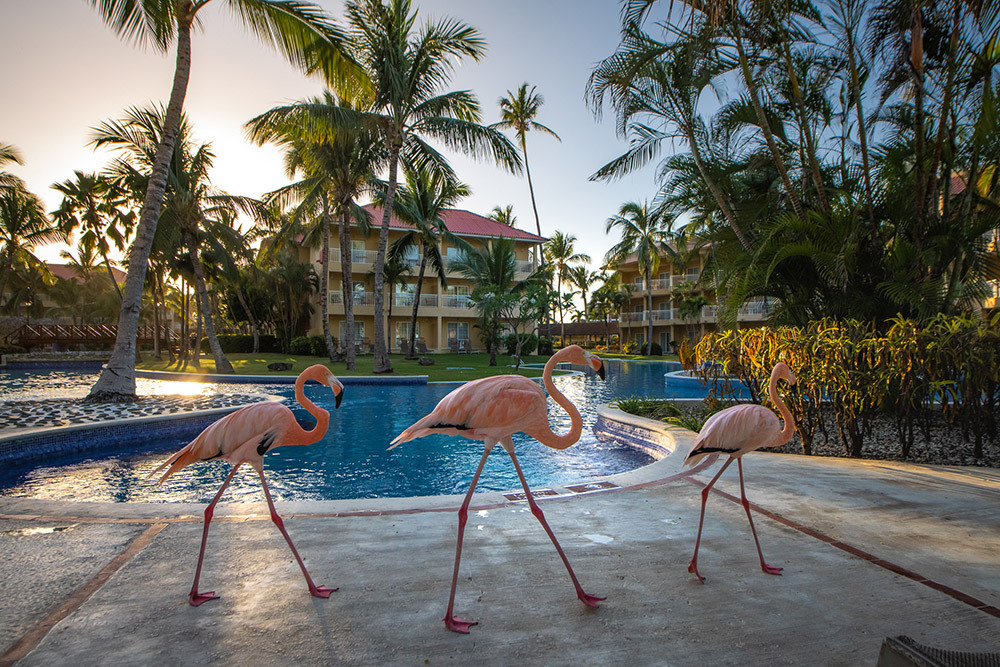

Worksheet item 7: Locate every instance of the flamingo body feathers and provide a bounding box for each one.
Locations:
[685,403,783,466]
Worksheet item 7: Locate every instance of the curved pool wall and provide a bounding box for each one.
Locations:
[663,369,752,401]
[0,365,670,503]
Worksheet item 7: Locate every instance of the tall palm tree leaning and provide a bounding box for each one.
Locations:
[379,165,469,360]
[86,0,358,401]
[544,231,590,345]
[491,83,560,263]
[604,201,673,353]
[344,0,521,373]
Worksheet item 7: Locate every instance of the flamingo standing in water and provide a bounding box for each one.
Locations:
[153,363,344,606]
[683,361,796,582]
[390,344,606,633]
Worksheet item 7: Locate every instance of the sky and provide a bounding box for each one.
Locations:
[1,0,662,274]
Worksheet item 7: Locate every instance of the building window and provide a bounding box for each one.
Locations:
[396,321,418,343]
[447,321,470,341]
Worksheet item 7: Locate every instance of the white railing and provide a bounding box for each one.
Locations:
[701,305,718,319]
[441,294,474,309]
[515,260,535,274]
[739,298,774,317]
[330,248,379,265]
[330,291,375,306]
[629,278,671,292]
[392,293,414,308]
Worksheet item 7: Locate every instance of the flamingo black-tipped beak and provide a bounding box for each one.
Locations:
[597,363,606,381]
[334,387,344,409]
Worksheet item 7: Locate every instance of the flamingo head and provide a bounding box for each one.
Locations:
[303,364,345,408]
[774,362,796,386]
[566,345,604,380]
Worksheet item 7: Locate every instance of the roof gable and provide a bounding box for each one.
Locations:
[362,205,546,244]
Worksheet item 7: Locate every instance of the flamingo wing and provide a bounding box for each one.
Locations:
[152,402,294,483]
[390,375,545,446]
[684,403,781,466]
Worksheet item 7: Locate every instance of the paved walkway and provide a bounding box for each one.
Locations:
[2,439,998,666]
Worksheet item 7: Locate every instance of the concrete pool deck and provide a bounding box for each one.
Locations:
[2,430,999,665]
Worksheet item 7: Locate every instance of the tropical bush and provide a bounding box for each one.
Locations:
[639,341,662,356]
[308,335,328,356]
[214,334,280,354]
[290,336,312,356]
[695,315,1000,460]
[505,332,538,356]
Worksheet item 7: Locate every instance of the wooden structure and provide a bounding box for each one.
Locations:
[3,324,177,349]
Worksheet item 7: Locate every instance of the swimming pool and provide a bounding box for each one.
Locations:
[0,359,691,503]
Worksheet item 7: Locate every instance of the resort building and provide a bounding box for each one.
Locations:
[611,248,772,351]
[301,206,545,352]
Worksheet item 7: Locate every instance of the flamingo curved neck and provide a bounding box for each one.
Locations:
[769,371,795,446]
[291,373,330,446]
[531,348,583,450]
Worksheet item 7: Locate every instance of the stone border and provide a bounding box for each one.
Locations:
[592,403,688,460]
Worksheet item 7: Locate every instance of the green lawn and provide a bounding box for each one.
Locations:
[137,352,565,382]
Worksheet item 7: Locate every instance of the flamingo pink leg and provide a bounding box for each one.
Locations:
[444,446,492,634]
[737,458,782,576]
[256,467,336,598]
[508,447,605,607]
[688,457,734,583]
[189,463,242,606]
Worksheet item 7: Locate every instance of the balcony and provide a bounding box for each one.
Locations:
[330,248,379,266]
[441,294,474,309]
[738,298,774,318]
[515,260,536,274]
[628,278,670,293]
[330,291,375,306]
[701,305,718,319]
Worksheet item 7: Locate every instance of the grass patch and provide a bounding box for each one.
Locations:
[137,352,564,383]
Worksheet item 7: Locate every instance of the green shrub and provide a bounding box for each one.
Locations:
[537,336,553,355]
[622,340,638,354]
[640,341,662,356]
[0,344,26,355]
[505,332,538,356]
[308,335,328,356]
[290,336,312,355]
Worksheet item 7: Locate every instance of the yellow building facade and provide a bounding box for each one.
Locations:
[303,206,544,352]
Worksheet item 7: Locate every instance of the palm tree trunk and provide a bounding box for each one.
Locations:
[185,229,234,373]
[152,262,161,361]
[340,205,356,371]
[87,12,193,400]
[781,44,829,212]
[234,285,259,354]
[558,273,566,345]
[372,148,399,373]
[407,251,427,360]
[841,10,877,227]
[320,197,339,362]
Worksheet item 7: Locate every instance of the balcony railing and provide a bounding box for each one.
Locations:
[329,248,379,265]
[515,260,536,274]
[441,294,474,309]
[701,305,718,318]
[738,298,774,317]
[330,291,375,306]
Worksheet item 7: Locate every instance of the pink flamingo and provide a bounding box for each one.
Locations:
[683,361,796,582]
[390,345,606,633]
[152,363,344,606]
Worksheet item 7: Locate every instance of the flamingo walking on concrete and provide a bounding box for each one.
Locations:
[153,364,344,606]
[390,345,606,633]
[683,361,796,582]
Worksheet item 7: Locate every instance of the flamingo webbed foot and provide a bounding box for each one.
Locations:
[687,560,706,583]
[761,563,783,576]
[577,591,605,607]
[309,584,337,598]
[444,615,478,634]
[189,591,220,606]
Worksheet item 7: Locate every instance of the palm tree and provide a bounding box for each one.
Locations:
[489,204,517,227]
[492,83,560,256]
[344,0,521,373]
[449,237,536,366]
[87,0,357,399]
[1,143,26,191]
[604,201,672,352]
[380,165,469,359]
[568,265,599,322]
[247,91,387,370]
[51,171,130,302]
[0,187,62,300]
[544,231,591,345]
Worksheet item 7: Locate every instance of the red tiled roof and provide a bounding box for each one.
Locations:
[950,174,967,195]
[47,263,126,283]
[362,205,546,243]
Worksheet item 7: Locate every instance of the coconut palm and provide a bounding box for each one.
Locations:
[567,265,599,322]
[0,187,62,301]
[489,204,517,227]
[379,165,469,359]
[544,231,591,345]
[1,143,26,191]
[604,201,673,352]
[345,0,521,373]
[492,83,560,255]
[87,0,358,399]
[51,171,131,302]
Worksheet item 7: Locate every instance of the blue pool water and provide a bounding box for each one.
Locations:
[0,360,704,503]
